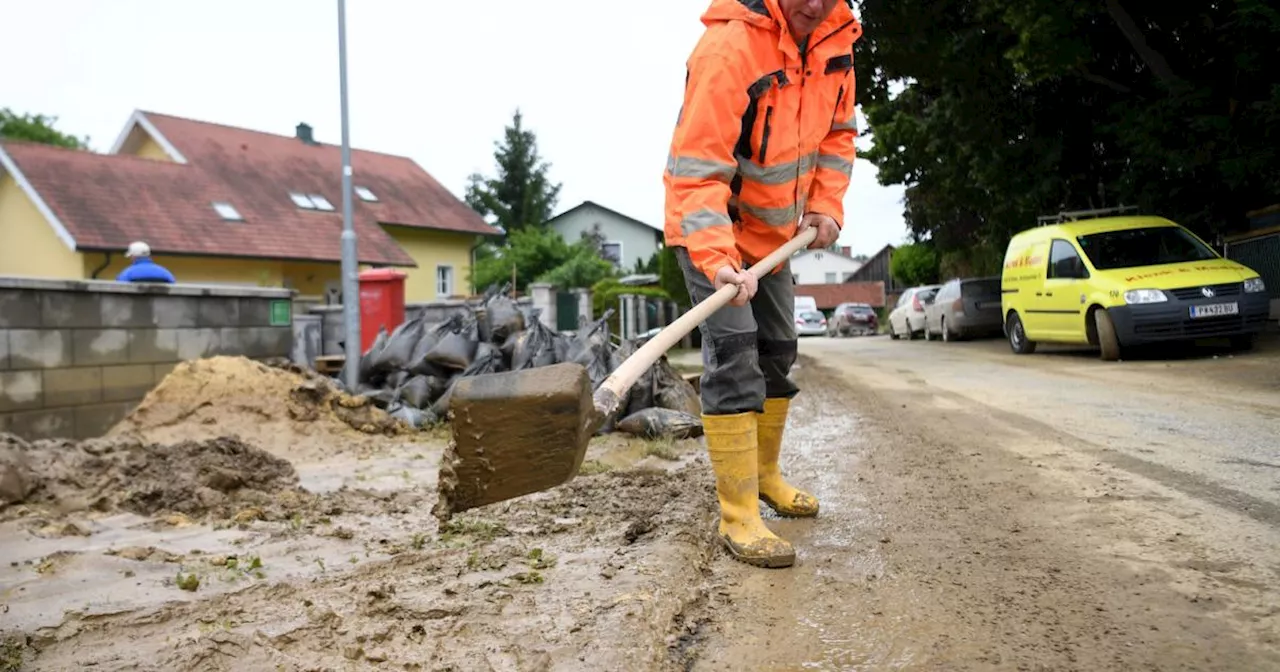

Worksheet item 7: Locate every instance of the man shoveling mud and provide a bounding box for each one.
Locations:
[663,0,862,568]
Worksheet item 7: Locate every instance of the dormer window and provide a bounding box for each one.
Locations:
[289,192,336,211]
[355,186,378,202]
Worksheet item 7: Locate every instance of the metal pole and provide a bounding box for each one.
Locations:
[337,0,361,389]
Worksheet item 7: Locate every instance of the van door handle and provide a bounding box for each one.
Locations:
[1044,292,1053,297]
[1035,292,1043,297]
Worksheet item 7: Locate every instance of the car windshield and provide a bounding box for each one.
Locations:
[799,311,824,321]
[1076,226,1218,270]
[849,305,874,314]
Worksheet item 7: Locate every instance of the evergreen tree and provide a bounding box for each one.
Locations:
[465,109,562,233]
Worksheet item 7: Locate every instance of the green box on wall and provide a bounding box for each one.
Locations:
[269,300,292,327]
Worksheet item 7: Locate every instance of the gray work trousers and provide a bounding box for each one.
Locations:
[674,246,799,415]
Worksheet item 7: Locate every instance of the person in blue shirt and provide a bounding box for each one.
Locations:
[116,241,176,284]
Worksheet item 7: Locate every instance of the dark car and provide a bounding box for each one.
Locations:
[831,302,879,337]
[923,276,1004,341]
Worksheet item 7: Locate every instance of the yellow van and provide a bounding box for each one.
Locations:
[1001,209,1269,360]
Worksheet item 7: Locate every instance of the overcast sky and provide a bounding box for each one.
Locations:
[2,0,908,257]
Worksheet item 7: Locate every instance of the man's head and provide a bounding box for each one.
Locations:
[125,241,151,259]
[777,0,843,40]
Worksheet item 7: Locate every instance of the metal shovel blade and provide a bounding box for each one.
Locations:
[432,362,597,520]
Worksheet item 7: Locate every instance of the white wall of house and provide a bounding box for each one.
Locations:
[546,202,663,272]
[791,249,863,285]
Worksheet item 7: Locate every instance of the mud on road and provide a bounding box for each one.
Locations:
[3,343,1279,671]
[678,337,1280,670]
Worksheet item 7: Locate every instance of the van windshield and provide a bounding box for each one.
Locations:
[1076,226,1218,270]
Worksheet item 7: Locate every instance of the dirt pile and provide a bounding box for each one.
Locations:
[109,356,409,460]
[0,433,300,521]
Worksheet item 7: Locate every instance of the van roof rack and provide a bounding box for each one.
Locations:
[1036,205,1139,226]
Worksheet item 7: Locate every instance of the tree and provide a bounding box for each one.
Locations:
[855,0,1280,260]
[465,109,562,234]
[0,109,88,149]
[890,243,939,287]
[657,246,691,307]
[469,226,618,292]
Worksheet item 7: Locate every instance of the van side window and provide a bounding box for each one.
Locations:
[1048,240,1089,279]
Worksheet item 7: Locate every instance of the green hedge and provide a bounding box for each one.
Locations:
[591,278,672,338]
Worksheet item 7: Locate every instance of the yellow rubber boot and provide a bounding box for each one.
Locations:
[703,412,796,568]
[756,398,820,518]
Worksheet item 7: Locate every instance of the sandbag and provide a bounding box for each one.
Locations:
[358,327,388,384]
[389,404,428,430]
[511,319,558,370]
[615,408,704,440]
[498,331,521,370]
[462,342,503,377]
[372,316,427,373]
[426,316,479,371]
[483,287,525,345]
[653,356,701,416]
[424,375,451,402]
[386,370,409,390]
[399,375,433,409]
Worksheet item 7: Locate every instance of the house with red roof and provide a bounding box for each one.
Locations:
[0,110,501,302]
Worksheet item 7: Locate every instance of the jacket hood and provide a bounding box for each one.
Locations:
[701,0,860,47]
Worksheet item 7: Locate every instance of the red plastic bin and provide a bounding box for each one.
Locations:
[358,268,407,352]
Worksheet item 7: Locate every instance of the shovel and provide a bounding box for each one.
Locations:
[433,227,819,520]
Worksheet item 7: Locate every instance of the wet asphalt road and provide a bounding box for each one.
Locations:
[685,330,1280,670]
[805,332,1280,524]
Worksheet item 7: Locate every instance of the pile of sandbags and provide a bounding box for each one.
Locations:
[349,284,703,440]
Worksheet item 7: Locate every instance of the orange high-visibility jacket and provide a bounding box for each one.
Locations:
[663,0,863,282]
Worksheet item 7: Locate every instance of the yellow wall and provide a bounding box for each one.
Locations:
[132,136,174,161]
[385,227,477,302]
[0,174,84,279]
[84,252,341,293]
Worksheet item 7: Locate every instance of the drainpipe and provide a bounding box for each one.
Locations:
[90,252,113,279]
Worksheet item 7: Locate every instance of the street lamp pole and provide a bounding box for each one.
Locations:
[337,0,361,390]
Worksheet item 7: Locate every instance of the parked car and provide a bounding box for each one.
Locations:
[887,285,940,340]
[830,302,879,336]
[794,309,829,337]
[1001,210,1269,361]
[924,276,1004,341]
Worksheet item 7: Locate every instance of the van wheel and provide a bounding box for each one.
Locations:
[924,320,934,341]
[1007,312,1036,355]
[1095,308,1122,362]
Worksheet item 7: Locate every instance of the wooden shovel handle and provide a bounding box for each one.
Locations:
[597,227,819,407]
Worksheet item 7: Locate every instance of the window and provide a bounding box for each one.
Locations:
[1048,239,1089,279]
[211,201,242,221]
[288,192,336,211]
[308,194,335,211]
[825,272,838,283]
[355,186,378,202]
[601,241,623,266]
[290,192,315,209]
[436,265,454,298]
[1076,226,1216,270]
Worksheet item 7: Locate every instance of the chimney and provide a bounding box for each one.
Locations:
[295,122,317,145]
[840,246,852,257]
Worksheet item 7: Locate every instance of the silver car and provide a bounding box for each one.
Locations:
[887,285,940,340]
[794,309,829,337]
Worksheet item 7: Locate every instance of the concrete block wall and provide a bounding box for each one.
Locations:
[0,277,295,441]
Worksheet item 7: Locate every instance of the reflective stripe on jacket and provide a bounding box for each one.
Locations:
[663,0,862,282]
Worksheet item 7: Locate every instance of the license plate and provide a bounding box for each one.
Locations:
[1189,302,1239,318]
